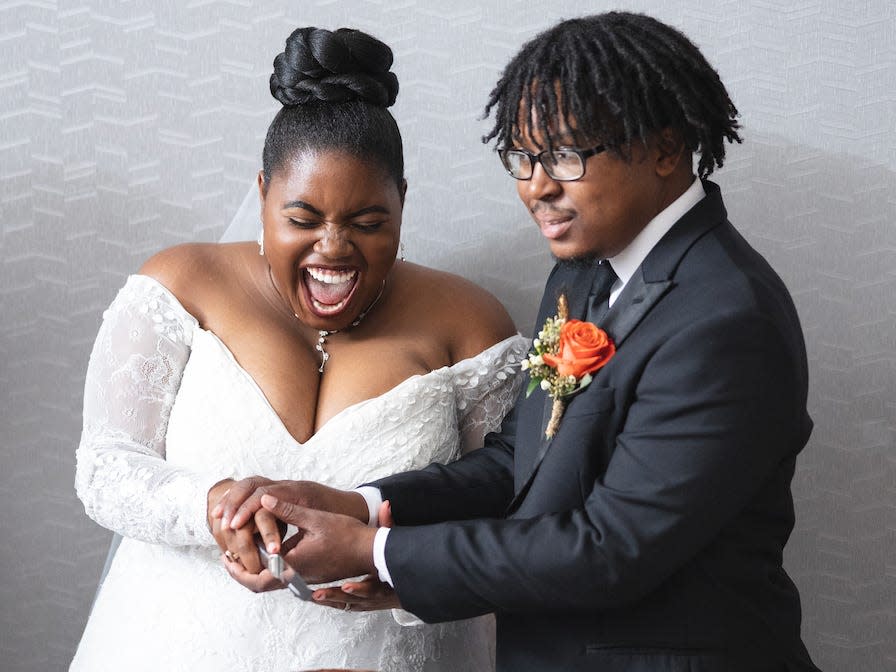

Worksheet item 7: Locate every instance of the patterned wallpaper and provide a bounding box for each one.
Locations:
[1,1,893,670]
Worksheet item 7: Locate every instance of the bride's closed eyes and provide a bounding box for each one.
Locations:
[287,218,385,232]
[349,220,384,232]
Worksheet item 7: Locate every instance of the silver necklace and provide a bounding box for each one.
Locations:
[311,280,386,374]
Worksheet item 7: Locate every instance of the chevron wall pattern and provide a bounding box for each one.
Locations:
[1,1,893,670]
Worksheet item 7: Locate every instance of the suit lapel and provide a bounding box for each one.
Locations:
[599,271,672,348]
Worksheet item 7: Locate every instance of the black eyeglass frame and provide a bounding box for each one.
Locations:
[497,144,607,181]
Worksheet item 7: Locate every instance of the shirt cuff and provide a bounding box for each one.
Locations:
[373,527,394,587]
[353,486,383,527]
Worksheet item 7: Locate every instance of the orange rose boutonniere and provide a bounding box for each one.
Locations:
[543,320,616,378]
[522,294,616,437]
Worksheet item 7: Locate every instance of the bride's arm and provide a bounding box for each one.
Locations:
[75,275,221,547]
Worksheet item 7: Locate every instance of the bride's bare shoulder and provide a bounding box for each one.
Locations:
[395,262,518,361]
[138,242,255,321]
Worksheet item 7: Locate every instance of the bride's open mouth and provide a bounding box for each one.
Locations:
[302,266,360,318]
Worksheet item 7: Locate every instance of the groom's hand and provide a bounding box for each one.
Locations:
[262,494,377,584]
[212,478,369,554]
[310,501,401,612]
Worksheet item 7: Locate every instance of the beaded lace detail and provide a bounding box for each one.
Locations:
[72,274,527,671]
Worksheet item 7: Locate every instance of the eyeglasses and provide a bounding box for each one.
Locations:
[497,144,607,181]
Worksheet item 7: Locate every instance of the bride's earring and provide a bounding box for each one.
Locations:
[258,225,265,256]
[399,241,406,262]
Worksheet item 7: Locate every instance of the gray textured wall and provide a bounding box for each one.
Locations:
[1,2,894,670]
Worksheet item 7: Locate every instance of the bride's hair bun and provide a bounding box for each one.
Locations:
[270,27,399,108]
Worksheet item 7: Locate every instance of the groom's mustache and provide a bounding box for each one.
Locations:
[530,203,576,219]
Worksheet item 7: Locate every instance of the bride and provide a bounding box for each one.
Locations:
[71,26,527,671]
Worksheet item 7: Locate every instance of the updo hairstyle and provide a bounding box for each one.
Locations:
[262,27,404,189]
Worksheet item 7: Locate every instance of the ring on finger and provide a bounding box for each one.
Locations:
[343,603,351,612]
[224,550,240,563]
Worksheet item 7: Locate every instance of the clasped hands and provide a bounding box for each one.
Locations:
[206,477,401,612]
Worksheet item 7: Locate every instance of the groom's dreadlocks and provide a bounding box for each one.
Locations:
[482,12,742,177]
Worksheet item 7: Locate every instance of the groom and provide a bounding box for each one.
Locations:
[222,12,820,671]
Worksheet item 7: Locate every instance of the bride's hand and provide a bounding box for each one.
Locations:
[207,478,266,574]
[223,554,285,593]
[213,478,369,554]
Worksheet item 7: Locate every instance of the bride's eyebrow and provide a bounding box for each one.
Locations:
[281,201,391,218]
[282,200,324,215]
[345,205,390,218]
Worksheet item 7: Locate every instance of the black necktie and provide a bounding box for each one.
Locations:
[585,260,618,324]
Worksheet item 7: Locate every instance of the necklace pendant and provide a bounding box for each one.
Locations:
[317,329,330,373]
[318,350,329,374]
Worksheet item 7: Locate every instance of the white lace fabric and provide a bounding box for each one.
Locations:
[72,274,528,672]
[76,275,217,547]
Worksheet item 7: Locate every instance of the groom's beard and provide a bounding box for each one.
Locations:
[554,254,600,269]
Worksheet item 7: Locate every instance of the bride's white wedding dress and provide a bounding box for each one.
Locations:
[72,275,527,671]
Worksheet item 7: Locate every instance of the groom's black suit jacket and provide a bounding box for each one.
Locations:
[373,182,819,671]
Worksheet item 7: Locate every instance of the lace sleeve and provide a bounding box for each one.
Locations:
[452,334,530,454]
[75,275,218,547]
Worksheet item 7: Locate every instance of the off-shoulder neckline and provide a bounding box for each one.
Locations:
[127,274,526,445]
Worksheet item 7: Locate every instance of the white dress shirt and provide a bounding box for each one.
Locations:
[359,177,706,587]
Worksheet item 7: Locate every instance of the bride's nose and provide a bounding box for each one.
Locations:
[313,224,353,258]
